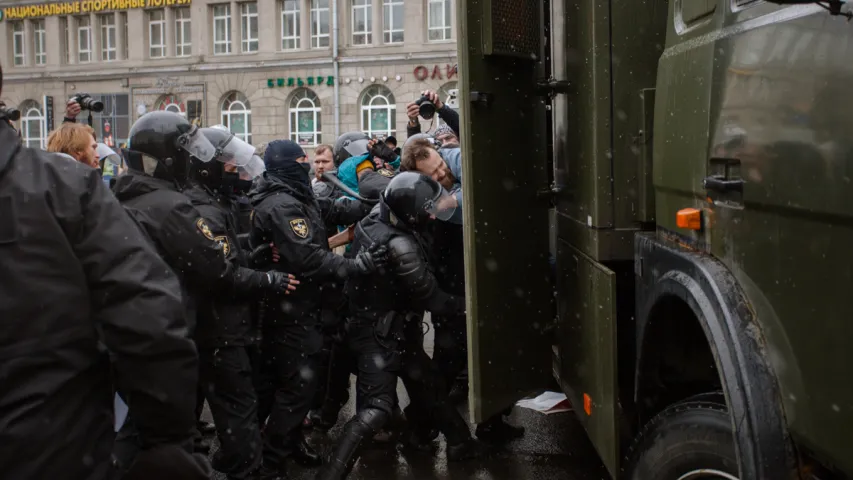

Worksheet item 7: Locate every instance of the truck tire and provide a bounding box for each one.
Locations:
[624,399,739,480]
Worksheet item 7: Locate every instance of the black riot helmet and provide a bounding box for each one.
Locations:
[381,172,457,230]
[333,131,371,167]
[194,126,266,194]
[124,111,216,185]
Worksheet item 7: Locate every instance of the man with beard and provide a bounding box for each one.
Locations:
[249,140,385,480]
[401,138,525,446]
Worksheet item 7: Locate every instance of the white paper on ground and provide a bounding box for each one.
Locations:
[515,391,572,414]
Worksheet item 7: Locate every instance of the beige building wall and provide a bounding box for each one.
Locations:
[0,0,459,151]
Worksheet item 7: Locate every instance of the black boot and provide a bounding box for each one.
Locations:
[475,415,524,446]
[293,438,323,467]
[315,408,388,480]
[446,438,491,462]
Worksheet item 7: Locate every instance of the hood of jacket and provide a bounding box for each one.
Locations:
[112,170,181,202]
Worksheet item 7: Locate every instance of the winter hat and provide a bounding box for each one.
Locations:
[434,125,455,139]
[264,139,306,170]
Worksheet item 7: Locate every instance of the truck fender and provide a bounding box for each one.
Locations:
[634,233,798,480]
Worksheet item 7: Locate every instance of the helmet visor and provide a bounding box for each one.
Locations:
[237,155,266,181]
[344,139,371,158]
[177,125,217,163]
[424,187,458,221]
[217,133,258,168]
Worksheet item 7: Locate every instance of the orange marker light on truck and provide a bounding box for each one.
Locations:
[676,208,702,230]
[583,393,592,416]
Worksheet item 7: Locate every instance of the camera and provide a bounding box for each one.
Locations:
[415,95,437,120]
[0,104,21,122]
[71,93,104,113]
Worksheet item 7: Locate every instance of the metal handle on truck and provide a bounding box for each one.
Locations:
[703,175,744,192]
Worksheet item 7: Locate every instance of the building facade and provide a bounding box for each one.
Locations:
[0,0,459,152]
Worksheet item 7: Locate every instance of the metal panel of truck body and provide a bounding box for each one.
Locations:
[458,0,555,423]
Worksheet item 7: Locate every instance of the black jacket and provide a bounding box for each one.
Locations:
[358,168,396,201]
[113,173,274,332]
[183,185,260,348]
[0,124,200,480]
[406,105,460,138]
[249,172,370,324]
[346,208,465,324]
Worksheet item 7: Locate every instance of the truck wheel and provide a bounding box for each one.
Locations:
[624,399,739,480]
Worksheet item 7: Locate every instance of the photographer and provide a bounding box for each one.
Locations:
[406,89,460,138]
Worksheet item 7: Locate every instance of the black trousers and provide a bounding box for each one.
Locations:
[431,313,469,391]
[256,320,323,469]
[346,317,470,445]
[198,345,263,478]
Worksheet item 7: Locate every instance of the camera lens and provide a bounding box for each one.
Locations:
[418,100,436,120]
[1,107,21,121]
[88,100,105,113]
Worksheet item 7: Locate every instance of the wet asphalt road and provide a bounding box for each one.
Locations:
[206,315,609,480]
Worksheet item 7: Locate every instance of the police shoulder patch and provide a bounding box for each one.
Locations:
[213,235,231,256]
[195,218,216,240]
[378,168,395,178]
[290,218,309,239]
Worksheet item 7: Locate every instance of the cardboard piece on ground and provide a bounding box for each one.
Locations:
[515,391,572,415]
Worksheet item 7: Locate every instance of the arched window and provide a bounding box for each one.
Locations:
[20,100,44,149]
[360,84,396,139]
[437,81,458,128]
[289,88,322,146]
[155,94,186,117]
[221,91,252,143]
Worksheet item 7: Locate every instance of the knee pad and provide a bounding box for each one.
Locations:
[352,407,390,436]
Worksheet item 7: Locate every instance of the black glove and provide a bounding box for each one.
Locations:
[249,243,273,268]
[350,243,389,275]
[370,141,398,164]
[263,271,296,293]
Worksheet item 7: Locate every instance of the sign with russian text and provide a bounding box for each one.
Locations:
[2,0,191,20]
[267,77,336,88]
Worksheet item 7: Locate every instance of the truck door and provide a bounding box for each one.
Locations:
[458,0,555,423]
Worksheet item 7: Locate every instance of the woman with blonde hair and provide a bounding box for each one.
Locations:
[46,122,99,168]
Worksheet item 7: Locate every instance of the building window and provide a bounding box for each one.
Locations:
[213,4,232,54]
[149,9,166,58]
[383,0,403,44]
[78,16,93,62]
[241,2,259,53]
[289,89,321,146]
[19,100,44,148]
[100,14,117,61]
[281,0,300,50]
[34,20,47,65]
[91,94,131,148]
[221,92,252,143]
[436,81,459,128]
[352,0,372,46]
[360,85,396,140]
[175,7,192,56]
[11,21,25,66]
[311,0,330,48]
[121,13,128,60]
[156,94,187,117]
[428,0,452,41]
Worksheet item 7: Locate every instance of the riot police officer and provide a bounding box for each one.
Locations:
[316,172,489,480]
[183,126,283,479]
[112,111,298,470]
[249,140,384,479]
[0,64,208,480]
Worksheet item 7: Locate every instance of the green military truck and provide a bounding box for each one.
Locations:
[458,0,853,478]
